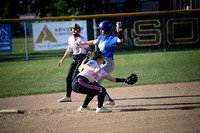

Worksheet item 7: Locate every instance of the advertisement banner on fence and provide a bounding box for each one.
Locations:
[0,24,12,52]
[32,20,87,51]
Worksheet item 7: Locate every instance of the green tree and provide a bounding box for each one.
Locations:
[0,0,29,18]
[0,0,103,18]
[31,0,102,17]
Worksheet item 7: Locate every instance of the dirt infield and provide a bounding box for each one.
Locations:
[0,82,200,133]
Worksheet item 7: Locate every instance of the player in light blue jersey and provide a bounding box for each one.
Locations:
[75,21,124,106]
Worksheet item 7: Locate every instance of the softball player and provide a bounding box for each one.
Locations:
[58,23,91,102]
[75,21,124,106]
[72,51,127,113]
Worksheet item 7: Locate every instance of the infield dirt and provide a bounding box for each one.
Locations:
[0,82,200,133]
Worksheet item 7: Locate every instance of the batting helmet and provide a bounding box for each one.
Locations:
[97,21,113,34]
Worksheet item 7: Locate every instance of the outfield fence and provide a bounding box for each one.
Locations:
[0,9,200,60]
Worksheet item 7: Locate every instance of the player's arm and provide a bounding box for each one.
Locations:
[83,64,96,71]
[83,64,102,74]
[75,39,99,46]
[84,39,99,46]
[103,74,139,85]
[102,75,126,83]
[117,33,124,43]
[116,22,124,43]
[58,48,72,67]
[102,75,116,82]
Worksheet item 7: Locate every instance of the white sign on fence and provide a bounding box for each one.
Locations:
[32,20,87,51]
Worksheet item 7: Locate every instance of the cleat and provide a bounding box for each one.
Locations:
[96,107,112,113]
[77,106,91,112]
[103,100,115,107]
[96,100,115,107]
[58,96,71,102]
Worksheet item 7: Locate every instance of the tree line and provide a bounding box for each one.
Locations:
[0,0,104,19]
[0,0,140,19]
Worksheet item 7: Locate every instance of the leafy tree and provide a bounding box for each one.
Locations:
[1,0,21,18]
[31,0,102,17]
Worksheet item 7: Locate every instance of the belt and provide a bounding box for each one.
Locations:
[74,54,86,57]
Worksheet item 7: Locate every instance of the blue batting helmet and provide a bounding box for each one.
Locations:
[97,21,113,34]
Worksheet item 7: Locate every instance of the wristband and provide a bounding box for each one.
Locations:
[116,78,126,82]
[117,31,124,39]
[86,50,91,58]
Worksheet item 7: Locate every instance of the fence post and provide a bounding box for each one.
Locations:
[24,22,28,60]
[93,18,97,51]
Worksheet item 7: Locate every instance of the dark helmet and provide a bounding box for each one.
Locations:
[97,21,112,34]
[71,23,81,31]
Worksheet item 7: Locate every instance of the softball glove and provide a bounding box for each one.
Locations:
[125,73,138,85]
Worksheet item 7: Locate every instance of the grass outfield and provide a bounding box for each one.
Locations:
[0,49,200,97]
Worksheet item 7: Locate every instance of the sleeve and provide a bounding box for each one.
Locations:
[87,60,96,67]
[112,36,119,46]
[97,35,102,42]
[101,69,108,76]
[84,45,90,48]
[81,36,89,48]
[67,36,73,49]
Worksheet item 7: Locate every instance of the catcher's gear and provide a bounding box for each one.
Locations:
[78,58,90,72]
[125,73,138,85]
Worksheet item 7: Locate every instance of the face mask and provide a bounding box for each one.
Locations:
[73,34,80,37]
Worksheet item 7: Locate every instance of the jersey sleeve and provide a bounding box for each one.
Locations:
[83,37,89,48]
[80,36,89,48]
[112,36,119,46]
[67,36,73,49]
[101,69,108,76]
[87,60,96,67]
[97,35,102,42]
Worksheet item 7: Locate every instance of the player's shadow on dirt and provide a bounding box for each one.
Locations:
[114,95,200,112]
[114,95,200,101]
[119,103,200,112]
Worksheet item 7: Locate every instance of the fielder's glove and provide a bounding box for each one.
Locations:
[125,73,138,85]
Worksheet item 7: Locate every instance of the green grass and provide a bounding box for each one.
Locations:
[1,49,200,97]
[105,50,200,87]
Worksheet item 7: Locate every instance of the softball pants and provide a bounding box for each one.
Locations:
[98,57,115,101]
[98,57,115,84]
[72,75,106,108]
[66,54,85,97]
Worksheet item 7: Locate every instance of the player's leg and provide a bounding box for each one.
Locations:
[98,58,115,82]
[58,61,76,102]
[98,58,115,106]
[81,94,95,109]
[73,76,111,112]
[66,55,85,100]
[71,55,85,80]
